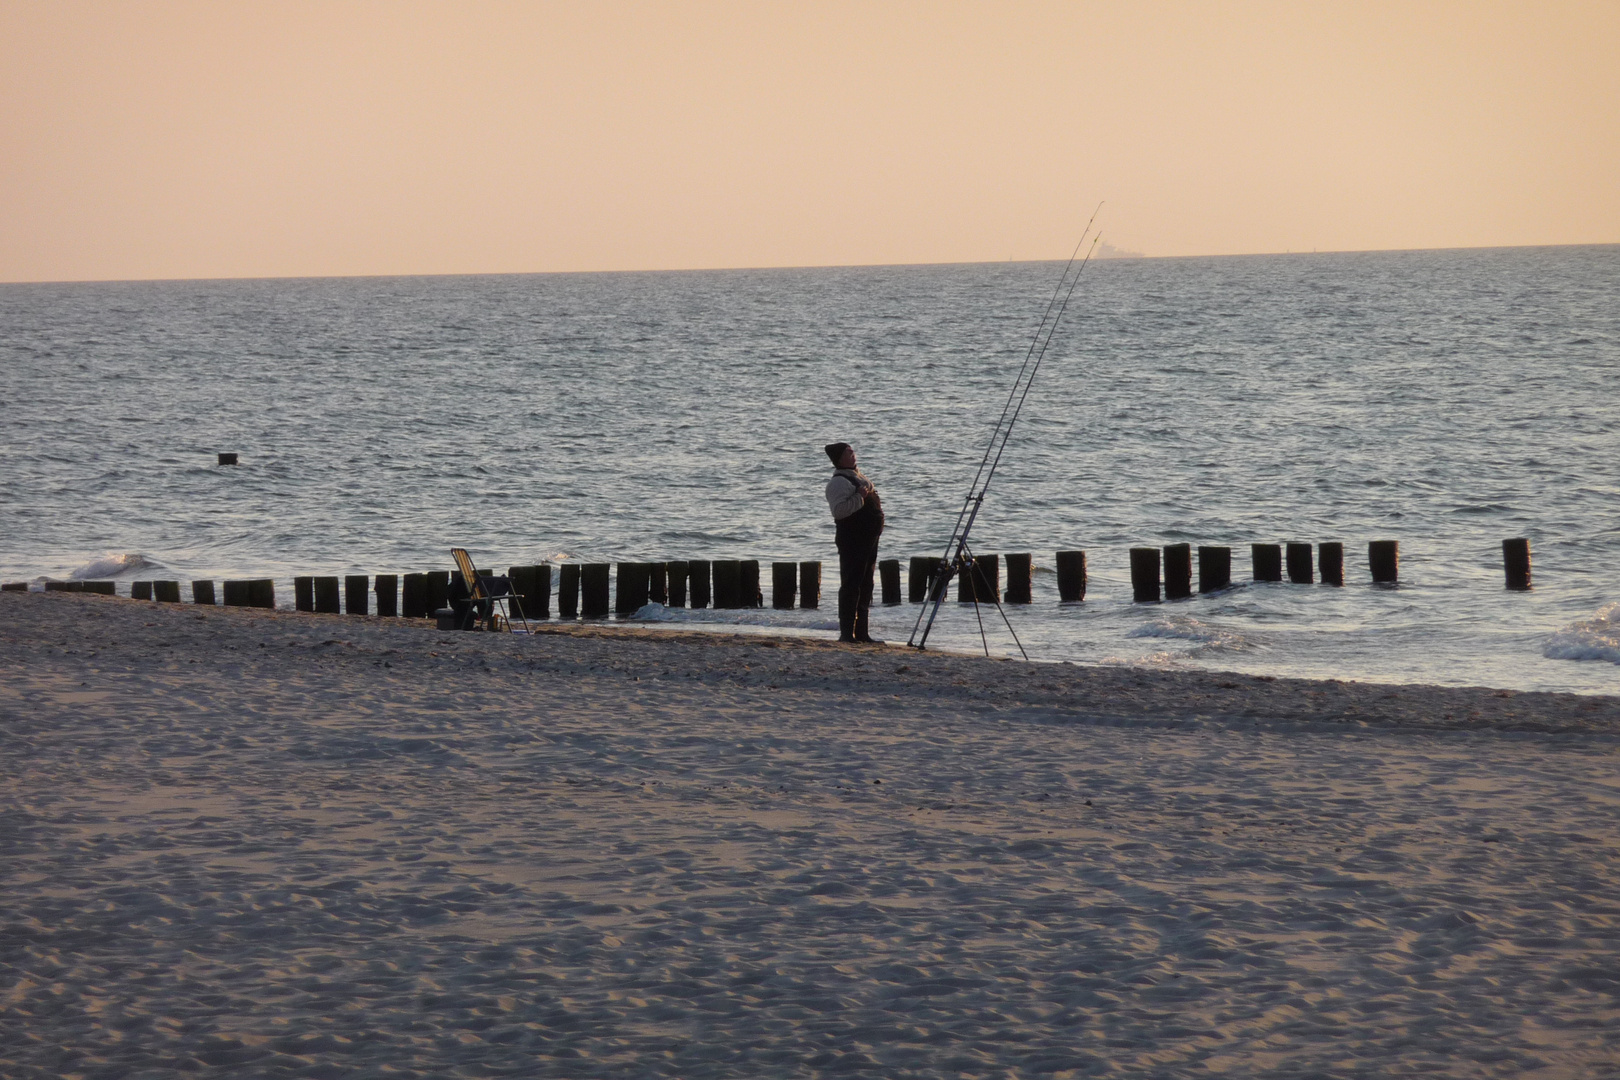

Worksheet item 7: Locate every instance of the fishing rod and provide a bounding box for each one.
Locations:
[908,205,1105,655]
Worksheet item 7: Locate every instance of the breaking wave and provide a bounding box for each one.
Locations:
[1545,603,1620,664]
[69,553,163,580]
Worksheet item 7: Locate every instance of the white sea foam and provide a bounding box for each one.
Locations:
[1125,615,1249,651]
[68,552,161,579]
[1545,602,1620,664]
[632,602,840,632]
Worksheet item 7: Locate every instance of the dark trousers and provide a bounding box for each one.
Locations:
[836,528,881,640]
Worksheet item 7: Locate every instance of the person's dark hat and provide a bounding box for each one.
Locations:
[824,442,850,463]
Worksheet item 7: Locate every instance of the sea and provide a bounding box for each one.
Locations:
[2,246,1616,694]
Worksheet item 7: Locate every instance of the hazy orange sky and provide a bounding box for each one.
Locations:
[2,1,1616,282]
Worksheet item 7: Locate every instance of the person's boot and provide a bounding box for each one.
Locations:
[853,609,881,644]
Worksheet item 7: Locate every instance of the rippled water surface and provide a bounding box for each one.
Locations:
[2,247,1617,692]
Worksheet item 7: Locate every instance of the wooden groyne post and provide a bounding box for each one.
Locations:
[1369,541,1399,584]
[1197,546,1230,593]
[649,562,668,605]
[375,574,398,616]
[1252,543,1282,582]
[773,562,797,609]
[1055,550,1086,602]
[1286,543,1314,585]
[154,580,181,603]
[346,575,368,616]
[188,578,214,605]
[1163,544,1192,600]
[958,554,999,603]
[879,559,902,605]
[616,563,650,615]
[1319,543,1344,586]
[799,561,820,609]
[132,581,153,600]
[740,560,762,608]
[1003,553,1032,604]
[581,564,610,618]
[688,560,711,609]
[712,560,742,609]
[1504,538,1532,590]
[1130,548,1161,603]
[667,561,689,608]
[558,564,581,619]
[314,576,340,614]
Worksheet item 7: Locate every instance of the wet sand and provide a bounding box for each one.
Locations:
[4,591,1619,1078]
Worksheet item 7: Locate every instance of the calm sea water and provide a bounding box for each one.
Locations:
[2,247,1617,693]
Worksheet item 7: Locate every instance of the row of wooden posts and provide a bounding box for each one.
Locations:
[5,538,1534,613]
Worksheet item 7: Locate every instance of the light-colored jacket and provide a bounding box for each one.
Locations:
[825,468,873,521]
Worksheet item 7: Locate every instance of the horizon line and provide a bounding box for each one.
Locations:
[3,240,1615,288]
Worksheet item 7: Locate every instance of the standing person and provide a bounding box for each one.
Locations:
[824,442,884,644]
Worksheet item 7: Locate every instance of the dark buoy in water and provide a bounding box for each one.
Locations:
[1319,543,1344,586]
[799,561,821,609]
[1163,544,1192,600]
[1252,544,1283,582]
[1130,548,1161,603]
[1369,540,1399,584]
[1503,538,1532,590]
[1198,546,1230,593]
[1055,550,1087,602]
[217,453,238,466]
[1003,553,1033,604]
[1286,543,1314,585]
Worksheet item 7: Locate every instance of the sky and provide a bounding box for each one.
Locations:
[2,1,1617,282]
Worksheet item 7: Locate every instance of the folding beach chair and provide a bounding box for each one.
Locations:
[450,548,531,633]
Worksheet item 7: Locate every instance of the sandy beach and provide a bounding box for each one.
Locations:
[4,590,1619,1078]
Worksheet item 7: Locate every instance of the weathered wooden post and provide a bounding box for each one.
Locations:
[740,560,762,607]
[154,580,181,603]
[1003,553,1032,603]
[1318,543,1344,587]
[188,580,213,605]
[85,581,116,596]
[1055,550,1087,602]
[799,561,820,609]
[511,565,550,619]
[248,579,275,609]
[1252,543,1283,582]
[666,561,688,608]
[616,563,650,615]
[1163,544,1192,600]
[1197,547,1231,593]
[1130,548,1161,603]
[132,581,153,601]
[314,576,340,614]
[649,562,667,605]
[345,575,368,615]
[1286,543,1314,584]
[558,564,581,618]
[222,580,249,606]
[1368,540,1398,584]
[45,581,83,592]
[217,452,238,466]
[772,562,797,609]
[712,560,742,609]
[401,573,426,618]
[424,571,449,614]
[581,564,610,618]
[908,557,932,603]
[1503,538,1531,591]
[879,559,902,605]
[0,582,25,592]
[958,554,999,603]
[294,576,314,612]
[375,574,398,616]
[688,560,711,609]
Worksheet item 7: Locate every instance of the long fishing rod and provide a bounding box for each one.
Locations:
[908,205,1104,653]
